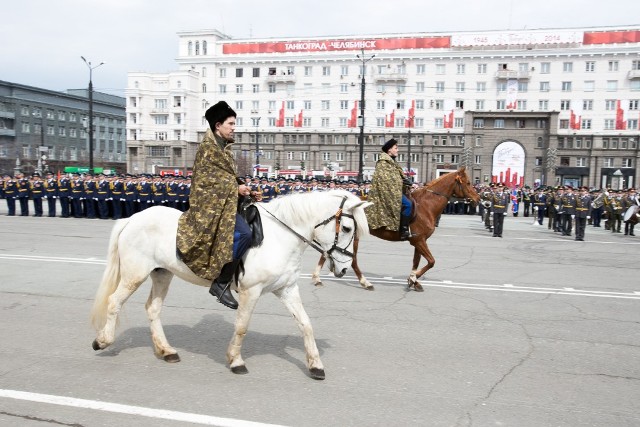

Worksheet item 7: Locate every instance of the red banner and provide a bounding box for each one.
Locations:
[223,36,450,54]
[584,30,640,45]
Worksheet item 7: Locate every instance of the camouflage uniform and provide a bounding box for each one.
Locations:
[366,152,404,231]
[176,129,238,282]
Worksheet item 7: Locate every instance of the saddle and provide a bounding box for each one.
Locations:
[406,193,418,224]
[240,202,264,248]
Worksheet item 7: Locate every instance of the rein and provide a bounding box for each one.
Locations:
[257,195,356,262]
[425,177,465,200]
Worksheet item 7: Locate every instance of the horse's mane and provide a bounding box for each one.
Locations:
[412,169,459,197]
[260,190,369,238]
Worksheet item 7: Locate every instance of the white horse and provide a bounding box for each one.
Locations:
[90,190,370,380]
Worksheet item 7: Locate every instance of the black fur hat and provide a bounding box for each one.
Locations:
[381,138,398,153]
[205,101,236,129]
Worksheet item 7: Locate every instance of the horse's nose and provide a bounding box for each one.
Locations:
[335,268,347,278]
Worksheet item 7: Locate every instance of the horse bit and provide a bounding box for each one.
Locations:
[258,195,356,263]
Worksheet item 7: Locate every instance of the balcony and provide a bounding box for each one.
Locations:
[373,72,408,82]
[0,110,15,119]
[150,108,169,114]
[627,69,640,80]
[0,128,16,137]
[265,74,297,84]
[494,70,531,80]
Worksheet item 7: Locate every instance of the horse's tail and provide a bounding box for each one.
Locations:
[90,218,130,331]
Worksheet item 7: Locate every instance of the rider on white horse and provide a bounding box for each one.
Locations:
[176,101,254,310]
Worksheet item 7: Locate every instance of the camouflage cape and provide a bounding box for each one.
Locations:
[176,129,238,282]
[365,152,404,231]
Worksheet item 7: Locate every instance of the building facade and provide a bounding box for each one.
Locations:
[126,26,640,188]
[0,81,126,175]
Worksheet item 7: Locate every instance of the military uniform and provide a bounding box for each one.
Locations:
[574,187,592,241]
[491,185,510,237]
[16,175,30,216]
[3,176,17,216]
[30,174,45,217]
[84,176,97,219]
[533,189,546,225]
[110,176,125,219]
[560,187,577,236]
[44,172,58,217]
[58,175,71,217]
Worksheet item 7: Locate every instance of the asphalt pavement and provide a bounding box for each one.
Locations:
[0,203,639,427]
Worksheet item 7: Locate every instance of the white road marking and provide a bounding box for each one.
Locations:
[0,389,287,427]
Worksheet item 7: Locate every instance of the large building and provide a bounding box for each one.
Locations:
[0,81,126,175]
[126,26,640,189]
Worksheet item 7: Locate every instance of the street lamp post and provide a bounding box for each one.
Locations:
[81,56,104,174]
[34,112,46,174]
[254,117,261,177]
[407,129,412,181]
[356,49,375,183]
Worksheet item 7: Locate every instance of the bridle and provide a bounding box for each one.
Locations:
[258,195,357,266]
[426,175,467,200]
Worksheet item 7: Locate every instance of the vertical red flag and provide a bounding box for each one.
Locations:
[349,101,358,128]
[405,100,415,128]
[615,100,626,130]
[276,101,285,127]
[385,110,395,127]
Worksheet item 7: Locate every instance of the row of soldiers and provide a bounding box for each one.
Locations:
[1,171,191,219]
[479,184,639,240]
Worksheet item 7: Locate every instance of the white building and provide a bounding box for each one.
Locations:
[126,26,640,189]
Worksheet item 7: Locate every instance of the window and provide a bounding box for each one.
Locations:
[585,61,595,72]
[339,100,349,110]
[518,82,528,92]
[584,80,595,92]
[451,154,459,163]
[540,62,550,73]
[477,63,487,74]
[561,81,572,92]
[539,100,549,111]
[476,100,485,110]
[515,119,526,128]
[475,155,481,165]
[536,119,548,129]
[219,68,226,78]
[608,60,619,72]
[202,83,207,93]
[581,119,592,129]
[604,119,615,130]
[605,99,616,110]
[435,64,446,74]
[576,157,587,167]
[606,80,618,91]
[434,100,443,109]
[497,82,507,92]
[235,84,243,94]
[560,157,570,166]
[473,119,484,128]
[496,100,506,110]
[454,118,464,128]
[154,115,168,125]
[455,82,465,92]
[633,60,640,71]
[435,81,445,92]
[340,65,349,76]
[516,100,527,110]
[583,99,593,110]
[268,83,276,93]
[560,100,571,110]
[476,82,486,92]
[416,64,426,75]
[321,117,330,127]
[377,100,385,110]
[434,118,443,128]
[322,66,331,76]
[628,119,639,130]
[304,66,312,76]
[434,154,444,163]
[456,64,465,74]
[494,119,505,128]
[629,100,639,110]
[455,100,464,109]
[219,84,227,94]
[559,120,569,129]
[321,100,330,110]
[235,101,243,110]
[252,84,260,93]
[563,62,573,72]
[235,68,243,77]
[622,158,633,168]
[416,82,425,92]
[603,157,613,167]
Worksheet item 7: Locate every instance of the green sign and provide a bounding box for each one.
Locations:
[64,167,105,174]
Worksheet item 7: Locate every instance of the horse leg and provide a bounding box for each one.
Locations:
[350,237,373,290]
[407,240,435,292]
[226,286,261,375]
[92,278,145,351]
[311,255,326,287]
[274,285,325,380]
[146,269,179,363]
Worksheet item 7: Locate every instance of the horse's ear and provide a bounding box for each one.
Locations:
[458,166,466,172]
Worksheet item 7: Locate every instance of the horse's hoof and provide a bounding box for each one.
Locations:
[365,285,375,291]
[309,368,325,380]
[92,340,102,351]
[314,281,324,288]
[414,283,424,292]
[164,353,181,363]
[231,365,249,375]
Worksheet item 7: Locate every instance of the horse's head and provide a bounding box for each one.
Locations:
[453,167,481,205]
[313,191,371,278]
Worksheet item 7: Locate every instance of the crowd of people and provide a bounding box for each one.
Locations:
[2,169,638,243]
[476,183,639,240]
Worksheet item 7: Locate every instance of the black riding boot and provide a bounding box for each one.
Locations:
[209,260,240,310]
[399,214,416,241]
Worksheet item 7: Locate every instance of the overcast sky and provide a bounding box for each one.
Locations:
[2,0,638,96]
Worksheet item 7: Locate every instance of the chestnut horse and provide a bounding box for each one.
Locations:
[312,167,480,292]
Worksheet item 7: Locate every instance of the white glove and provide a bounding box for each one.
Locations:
[503,212,507,216]
[571,215,575,219]
[587,216,591,219]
